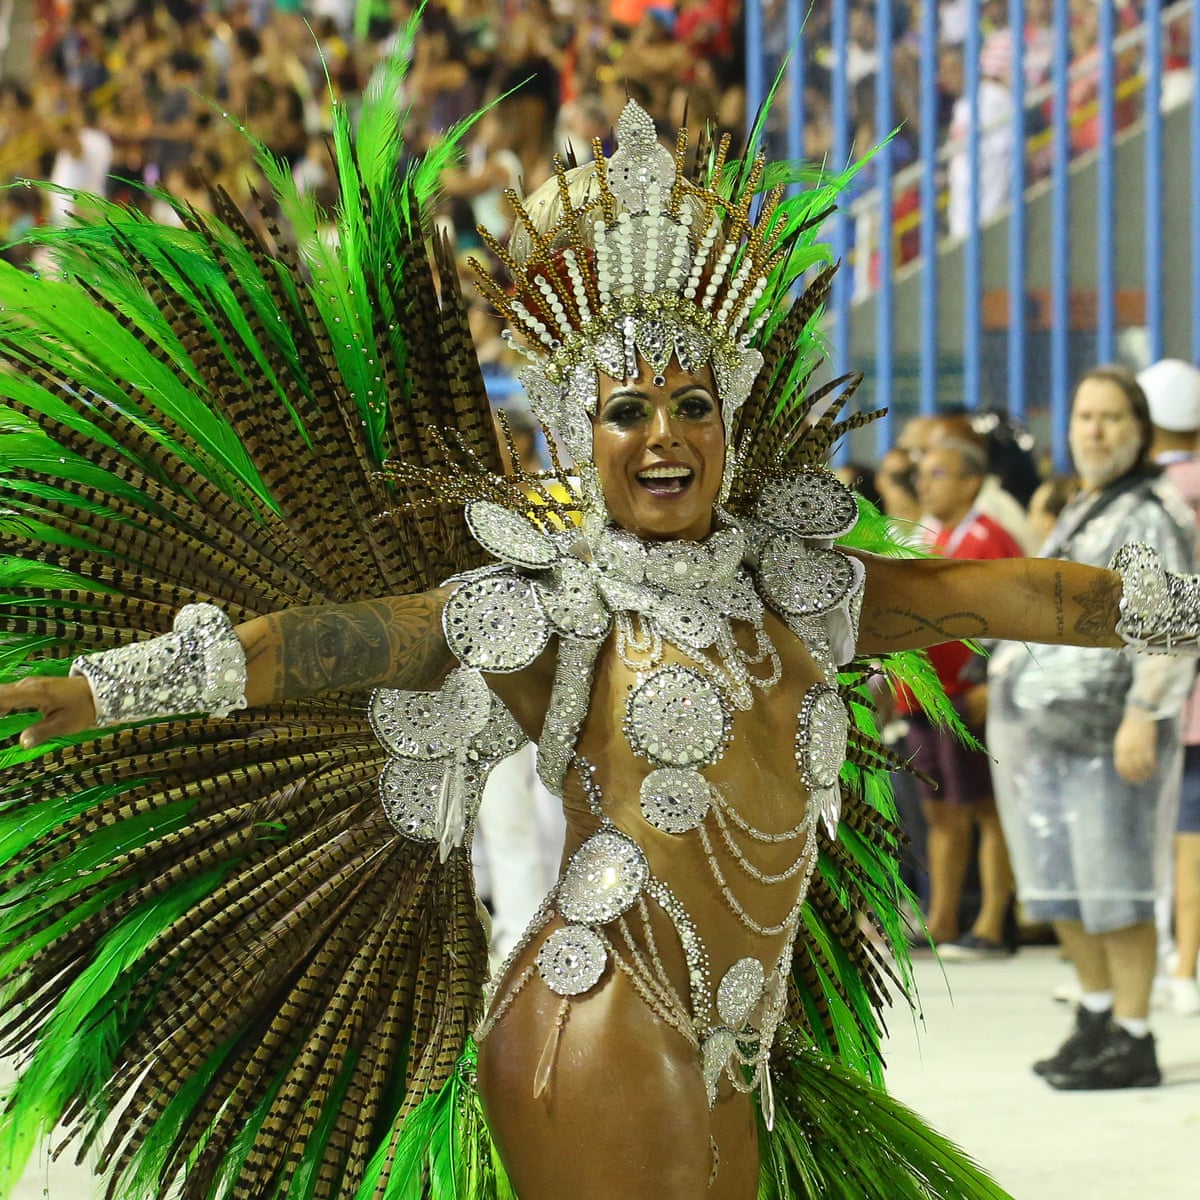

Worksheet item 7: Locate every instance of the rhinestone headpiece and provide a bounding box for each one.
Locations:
[470,102,784,493]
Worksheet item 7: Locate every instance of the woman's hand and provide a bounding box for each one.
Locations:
[0,675,97,748]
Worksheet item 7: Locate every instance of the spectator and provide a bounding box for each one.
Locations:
[946,35,1014,239]
[96,84,151,207]
[1139,357,1200,1017]
[901,437,1024,956]
[874,446,921,528]
[145,50,205,187]
[988,365,1195,1089]
[898,412,1038,551]
[613,7,692,122]
[440,101,524,243]
[554,91,611,162]
[46,91,113,226]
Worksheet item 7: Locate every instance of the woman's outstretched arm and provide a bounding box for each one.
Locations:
[852,553,1125,655]
[238,590,454,705]
[0,589,455,748]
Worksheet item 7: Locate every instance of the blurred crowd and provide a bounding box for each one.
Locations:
[3,1,1196,288]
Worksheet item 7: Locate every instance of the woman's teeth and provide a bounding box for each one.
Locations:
[637,466,693,494]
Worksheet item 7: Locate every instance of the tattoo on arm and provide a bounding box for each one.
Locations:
[860,607,991,642]
[1054,572,1065,638]
[1072,575,1121,639]
[254,593,452,699]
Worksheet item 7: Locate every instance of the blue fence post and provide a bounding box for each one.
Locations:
[1050,0,1072,471]
[1096,0,1116,363]
[744,0,765,135]
[786,0,804,168]
[918,0,939,416]
[1007,0,1027,422]
[1192,0,1200,361]
[830,0,851,444]
[874,0,894,450]
[1144,0,1163,366]
[964,1,982,410]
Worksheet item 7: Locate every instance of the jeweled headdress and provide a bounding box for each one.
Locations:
[469,101,786,500]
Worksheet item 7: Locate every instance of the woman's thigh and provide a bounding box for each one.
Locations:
[477,962,759,1200]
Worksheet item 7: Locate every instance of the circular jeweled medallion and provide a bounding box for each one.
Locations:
[378,757,446,841]
[557,828,650,925]
[794,683,850,791]
[716,957,766,1029]
[642,527,745,593]
[536,925,609,996]
[652,597,724,650]
[533,557,611,639]
[755,471,859,539]
[756,535,857,619]
[639,767,712,833]
[465,500,559,569]
[442,574,551,672]
[624,665,732,768]
[589,527,648,583]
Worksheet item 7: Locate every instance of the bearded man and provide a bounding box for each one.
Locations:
[988,365,1195,1089]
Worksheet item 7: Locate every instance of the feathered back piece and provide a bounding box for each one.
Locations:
[0,31,501,1200]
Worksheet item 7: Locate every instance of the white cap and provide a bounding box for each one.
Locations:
[1138,359,1200,432]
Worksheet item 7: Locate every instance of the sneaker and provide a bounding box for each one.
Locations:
[1044,1023,1162,1090]
[1032,1005,1110,1077]
[938,932,1015,962]
[1170,977,1200,1017]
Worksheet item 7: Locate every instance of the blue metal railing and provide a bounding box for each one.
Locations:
[744,0,1197,469]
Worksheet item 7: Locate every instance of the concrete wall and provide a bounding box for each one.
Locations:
[843,98,1193,446]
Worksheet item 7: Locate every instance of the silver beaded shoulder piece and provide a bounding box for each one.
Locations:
[748,470,866,672]
[450,501,614,796]
[1110,542,1200,653]
[70,602,248,726]
[370,668,527,859]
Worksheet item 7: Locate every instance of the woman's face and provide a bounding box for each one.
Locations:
[592,357,724,542]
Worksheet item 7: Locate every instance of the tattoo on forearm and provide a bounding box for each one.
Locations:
[1054,572,1065,638]
[1072,576,1121,639]
[261,594,451,698]
[861,607,991,641]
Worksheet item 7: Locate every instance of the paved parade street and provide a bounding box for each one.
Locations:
[885,946,1200,1200]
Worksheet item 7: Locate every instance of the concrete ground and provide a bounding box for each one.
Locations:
[884,945,1200,1200]
[2,945,1197,1198]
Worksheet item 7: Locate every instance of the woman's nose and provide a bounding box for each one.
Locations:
[647,404,680,446]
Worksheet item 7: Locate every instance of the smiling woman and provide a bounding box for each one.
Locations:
[592,361,725,541]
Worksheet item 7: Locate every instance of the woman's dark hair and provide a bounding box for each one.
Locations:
[1072,364,1157,477]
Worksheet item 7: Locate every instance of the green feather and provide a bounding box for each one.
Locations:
[0,868,226,1193]
[760,1045,1013,1199]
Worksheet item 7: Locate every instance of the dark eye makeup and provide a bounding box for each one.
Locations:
[596,388,716,429]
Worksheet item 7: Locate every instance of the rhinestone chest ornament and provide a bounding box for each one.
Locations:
[379,463,863,1113]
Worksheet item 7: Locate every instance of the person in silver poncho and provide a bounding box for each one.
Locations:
[988,365,1195,1091]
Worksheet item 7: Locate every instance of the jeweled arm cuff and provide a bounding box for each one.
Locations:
[1110,543,1200,653]
[70,602,249,727]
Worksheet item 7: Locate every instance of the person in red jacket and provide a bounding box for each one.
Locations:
[902,436,1025,958]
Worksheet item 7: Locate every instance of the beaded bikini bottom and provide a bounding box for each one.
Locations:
[475,759,820,1122]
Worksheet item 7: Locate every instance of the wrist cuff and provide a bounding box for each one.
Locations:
[71,603,247,727]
